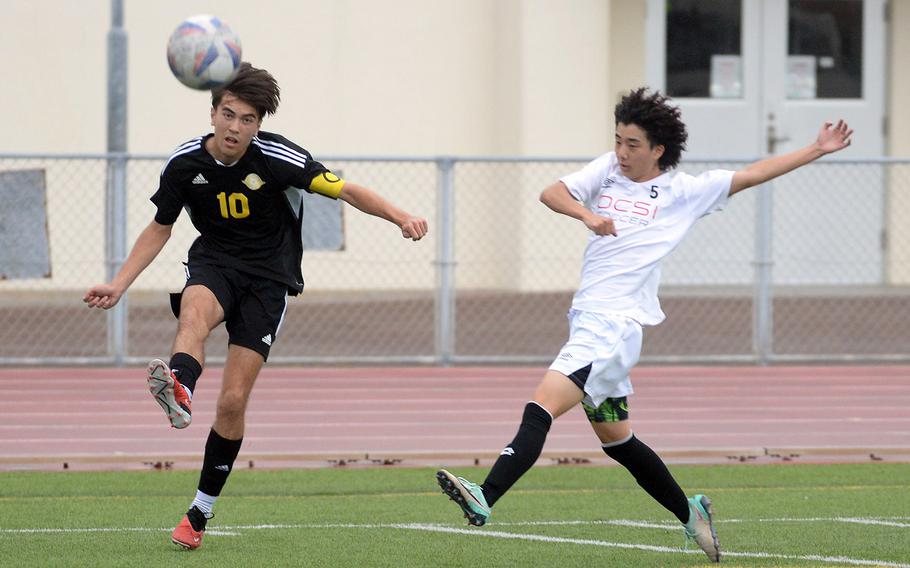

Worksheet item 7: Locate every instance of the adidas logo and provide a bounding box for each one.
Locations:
[500,447,515,457]
[261,334,273,346]
[214,465,230,472]
[192,173,209,185]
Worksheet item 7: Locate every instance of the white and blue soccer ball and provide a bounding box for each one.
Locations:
[166,14,242,90]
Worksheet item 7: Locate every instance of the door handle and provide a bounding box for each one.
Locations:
[766,113,790,154]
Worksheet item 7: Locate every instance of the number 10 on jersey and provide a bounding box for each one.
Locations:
[216,192,250,219]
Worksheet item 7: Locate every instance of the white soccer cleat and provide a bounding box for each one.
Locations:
[147,359,192,429]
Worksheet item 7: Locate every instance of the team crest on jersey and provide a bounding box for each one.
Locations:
[242,173,266,190]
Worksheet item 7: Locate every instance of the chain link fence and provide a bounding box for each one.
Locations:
[0,153,907,365]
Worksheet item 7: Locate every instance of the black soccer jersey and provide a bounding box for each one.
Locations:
[152,131,341,294]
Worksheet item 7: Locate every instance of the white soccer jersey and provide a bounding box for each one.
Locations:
[560,152,733,326]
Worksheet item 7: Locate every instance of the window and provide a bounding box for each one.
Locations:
[666,0,743,98]
[787,0,863,99]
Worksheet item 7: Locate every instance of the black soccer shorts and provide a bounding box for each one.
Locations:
[170,263,288,360]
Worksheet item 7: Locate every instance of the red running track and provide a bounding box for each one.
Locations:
[0,365,908,471]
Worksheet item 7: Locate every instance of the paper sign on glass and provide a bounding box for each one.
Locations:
[787,55,817,99]
[710,55,743,98]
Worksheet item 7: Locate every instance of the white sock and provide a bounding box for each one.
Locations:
[191,490,217,515]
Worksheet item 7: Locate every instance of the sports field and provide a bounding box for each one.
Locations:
[1,463,908,567]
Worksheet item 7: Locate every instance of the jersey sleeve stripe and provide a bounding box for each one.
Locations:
[174,137,204,153]
[259,148,309,171]
[254,137,310,163]
[256,143,308,165]
[160,138,203,175]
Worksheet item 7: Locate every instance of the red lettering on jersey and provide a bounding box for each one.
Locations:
[632,201,649,217]
[597,193,659,220]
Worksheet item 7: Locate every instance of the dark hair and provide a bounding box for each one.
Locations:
[614,88,687,170]
[211,62,280,119]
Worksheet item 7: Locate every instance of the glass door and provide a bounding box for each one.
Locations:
[645,0,888,290]
[646,0,885,159]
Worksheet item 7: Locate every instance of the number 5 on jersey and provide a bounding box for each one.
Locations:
[216,192,250,219]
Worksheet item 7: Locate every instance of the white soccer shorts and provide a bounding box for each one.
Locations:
[548,309,643,408]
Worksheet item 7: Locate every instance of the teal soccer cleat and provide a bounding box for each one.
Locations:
[436,469,491,526]
[685,494,720,562]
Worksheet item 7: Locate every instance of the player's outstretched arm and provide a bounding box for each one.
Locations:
[730,120,853,196]
[540,181,617,236]
[82,220,173,309]
[338,182,428,241]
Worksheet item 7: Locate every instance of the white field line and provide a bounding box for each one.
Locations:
[1,518,907,567]
[835,518,910,528]
[2,516,908,534]
[396,524,910,567]
[490,516,910,529]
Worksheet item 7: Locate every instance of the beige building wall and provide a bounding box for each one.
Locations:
[3,1,898,157]
[0,1,904,294]
[1,0,631,294]
[3,2,110,153]
[1,0,626,157]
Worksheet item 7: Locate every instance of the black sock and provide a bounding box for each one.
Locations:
[602,434,690,523]
[198,428,243,497]
[186,506,209,532]
[480,402,553,508]
[170,352,202,395]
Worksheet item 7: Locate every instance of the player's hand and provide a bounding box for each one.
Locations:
[83,284,124,310]
[583,213,617,237]
[816,120,853,155]
[400,216,428,241]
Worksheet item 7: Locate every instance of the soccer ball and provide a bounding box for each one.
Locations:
[166,15,242,90]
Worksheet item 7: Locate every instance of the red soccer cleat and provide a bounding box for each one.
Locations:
[171,506,209,550]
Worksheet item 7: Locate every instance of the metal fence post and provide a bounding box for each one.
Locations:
[753,182,774,364]
[105,156,128,365]
[106,0,128,365]
[435,158,456,365]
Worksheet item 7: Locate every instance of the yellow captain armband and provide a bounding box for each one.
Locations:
[309,172,345,198]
